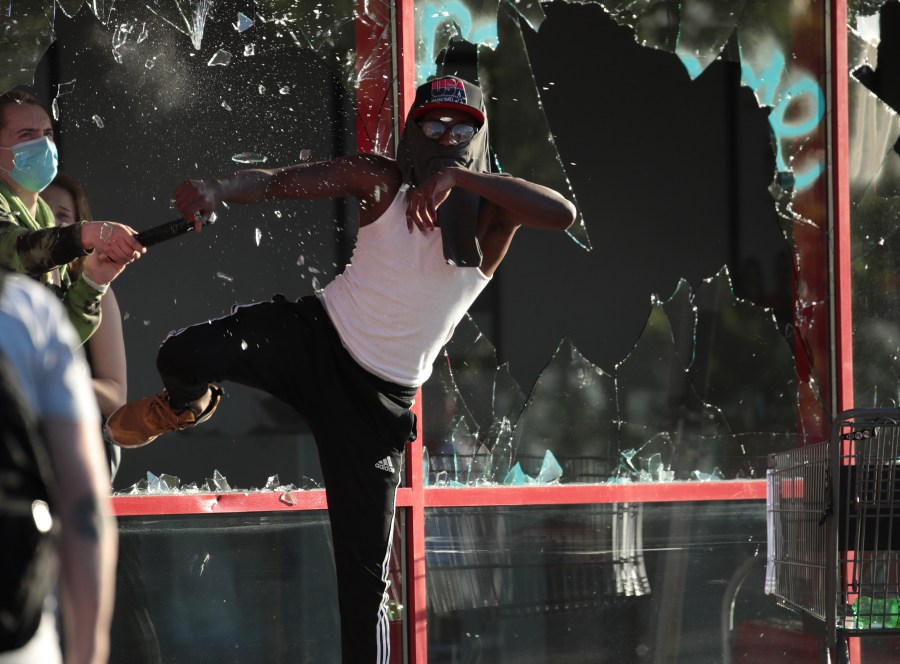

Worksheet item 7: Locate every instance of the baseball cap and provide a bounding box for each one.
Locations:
[409,76,485,125]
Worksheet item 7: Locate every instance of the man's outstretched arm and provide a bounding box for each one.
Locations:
[174,154,401,227]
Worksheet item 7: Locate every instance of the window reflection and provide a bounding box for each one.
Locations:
[425,503,795,663]
[111,511,407,662]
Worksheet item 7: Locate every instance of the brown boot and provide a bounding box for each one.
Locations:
[106,385,223,448]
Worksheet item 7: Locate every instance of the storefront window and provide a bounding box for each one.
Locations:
[2,1,833,489]
[416,0,832,486]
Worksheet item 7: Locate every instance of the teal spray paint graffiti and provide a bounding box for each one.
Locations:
[684,48,825,191]
[418,4,825,192]
[415,0,497,83]
[740,50,825,191]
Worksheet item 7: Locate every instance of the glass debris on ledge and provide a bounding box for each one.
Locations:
[116,470,323,496]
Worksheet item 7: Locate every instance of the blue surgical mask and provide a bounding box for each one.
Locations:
[1,136,58,193]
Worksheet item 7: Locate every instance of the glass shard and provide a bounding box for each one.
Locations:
[485,417,514,483]
[208,48,233,66]
[235,11,255,33]
[535,449,563,484]
[511,339,618,483]
[90,0,116,25]
[231,152,268,164]
[208,469,232,492]
[51,79,76,121]
[479,8,592,250]
[616,294,734,478]
[690,268,796,434]
[146,0,214,51]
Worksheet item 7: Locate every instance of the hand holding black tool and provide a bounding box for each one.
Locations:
[135,213,217,247]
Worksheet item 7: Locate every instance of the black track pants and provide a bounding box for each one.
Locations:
[156,295,417,663]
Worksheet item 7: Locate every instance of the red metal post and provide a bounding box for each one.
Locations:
[829,0,859,661]
[830,0,853,414]
[406,392,428,663]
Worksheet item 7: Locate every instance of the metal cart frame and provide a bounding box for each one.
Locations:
[767,408,900,661]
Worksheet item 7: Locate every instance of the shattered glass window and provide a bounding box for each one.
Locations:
[1,0,832,488]
[0,0,398,489]
[848,1,900,408]
[416,0,832,485]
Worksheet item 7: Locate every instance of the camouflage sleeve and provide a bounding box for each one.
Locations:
[58,275,104,344]
[0,217,88,277]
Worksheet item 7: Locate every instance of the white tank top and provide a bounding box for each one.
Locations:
[318,185,491,387]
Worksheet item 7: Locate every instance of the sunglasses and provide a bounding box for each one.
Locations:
[418,119,478,145]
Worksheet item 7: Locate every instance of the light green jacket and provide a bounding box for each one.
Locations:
[0,182,102,344]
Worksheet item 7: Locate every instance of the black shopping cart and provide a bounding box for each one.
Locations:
[767,408,900,662]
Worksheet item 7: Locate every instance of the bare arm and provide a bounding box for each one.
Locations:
[405,167,576,234]
[173,154,402,228]
[42,418,117,664]
[87,288,127,416]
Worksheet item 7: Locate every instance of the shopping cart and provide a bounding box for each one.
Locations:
[766,408,900,662]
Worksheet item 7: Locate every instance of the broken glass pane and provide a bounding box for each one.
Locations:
[477,6,591,251]
[147,0,215,51]
[511,339,619,482]
[412,0,829,458]
[423,269,799,484]
[0,0,55,93]
[847,11,900,408]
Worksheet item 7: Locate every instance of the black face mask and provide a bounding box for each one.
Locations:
[396,115,491,268]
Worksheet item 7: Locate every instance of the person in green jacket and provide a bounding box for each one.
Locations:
[0,90,145,343]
